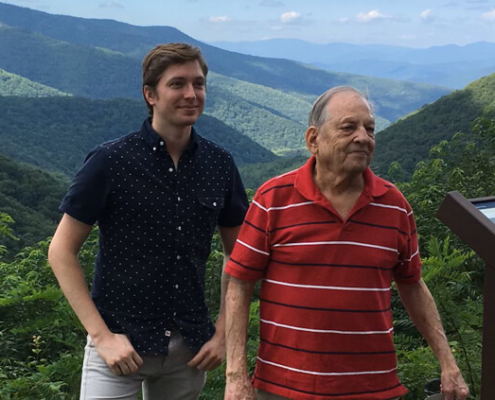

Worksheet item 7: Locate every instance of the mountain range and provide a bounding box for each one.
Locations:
[212,39,495,89]
[0,1,494,250]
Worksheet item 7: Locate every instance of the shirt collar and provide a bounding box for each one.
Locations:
[140,117,200,155]
[295,155,390,202]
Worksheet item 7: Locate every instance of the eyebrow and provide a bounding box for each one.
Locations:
[167,75,205,81]
[338,116,375,124]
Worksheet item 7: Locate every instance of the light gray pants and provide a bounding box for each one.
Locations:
[257,389,402,400]
[80,332,206,400]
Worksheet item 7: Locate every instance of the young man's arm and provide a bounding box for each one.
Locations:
[188,225,242,371]
[396,279,469,400]
[224,276,257,400]
[48,214,143,375]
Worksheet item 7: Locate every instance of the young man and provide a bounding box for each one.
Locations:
[223,87,469,400]
[48,43,248,400]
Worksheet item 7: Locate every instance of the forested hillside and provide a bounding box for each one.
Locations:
[0,153,67,256]
[0,69,68,97]
[0,96,276,176]
[372,72,495,178]
[239,155,307,190]
[208,73,391,154]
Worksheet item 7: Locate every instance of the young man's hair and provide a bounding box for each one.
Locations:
[142,42,208,116]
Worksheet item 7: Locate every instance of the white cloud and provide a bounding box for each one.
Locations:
[280,11,301,23]
[482,9,495,20]
[420,9,435,22]
[209,15,231,23]
[99,1,124,9]
[421,9,432,19]
[356,10,390,22]
[338,17,350,23]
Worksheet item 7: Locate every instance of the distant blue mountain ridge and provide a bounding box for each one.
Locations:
[212,39,495,89]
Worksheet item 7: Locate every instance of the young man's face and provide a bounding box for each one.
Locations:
[145,60,206,130]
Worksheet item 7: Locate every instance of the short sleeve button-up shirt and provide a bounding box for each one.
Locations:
[60,118,248,355]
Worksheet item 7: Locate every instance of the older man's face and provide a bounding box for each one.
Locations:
[312,91,375,177]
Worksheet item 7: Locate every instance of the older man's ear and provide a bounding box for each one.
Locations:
[305,126,318,154]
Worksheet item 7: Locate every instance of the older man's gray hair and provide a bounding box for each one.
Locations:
[308,86,373,128]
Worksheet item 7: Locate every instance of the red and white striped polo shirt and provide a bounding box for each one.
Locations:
[225,156,421,400]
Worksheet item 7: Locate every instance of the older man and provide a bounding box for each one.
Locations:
[223,87,469,400]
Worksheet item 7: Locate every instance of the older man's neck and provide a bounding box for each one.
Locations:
[315,168,365,196]
[314,169,365,220]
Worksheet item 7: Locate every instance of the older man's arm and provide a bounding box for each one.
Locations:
[396,278,470,400]
[224,276,257,400]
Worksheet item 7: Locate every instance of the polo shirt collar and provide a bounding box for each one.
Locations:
[294,156,390,203]
[140,117,199,155]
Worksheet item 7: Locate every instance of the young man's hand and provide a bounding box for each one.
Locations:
[93,333,143,376]
[187,330,225,371]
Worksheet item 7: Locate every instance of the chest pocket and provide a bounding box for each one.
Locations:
[195,195,225,237]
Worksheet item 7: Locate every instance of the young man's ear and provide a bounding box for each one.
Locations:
[305,126,319,155]
[143,85,156,106]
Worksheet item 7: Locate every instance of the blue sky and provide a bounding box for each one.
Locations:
[2,0,495,47]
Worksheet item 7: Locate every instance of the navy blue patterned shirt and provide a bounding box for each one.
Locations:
[60,118,248,355]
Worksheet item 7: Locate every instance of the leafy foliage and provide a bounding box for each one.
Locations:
[0,230,97,399]
[0,153,68,257]
[394,238,482,399]
[396,113,495,250]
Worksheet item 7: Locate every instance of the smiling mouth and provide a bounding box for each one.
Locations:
[179,106,199,112]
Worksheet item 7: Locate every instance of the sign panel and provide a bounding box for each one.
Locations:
[473,199,495,224]
[437,191,494,400]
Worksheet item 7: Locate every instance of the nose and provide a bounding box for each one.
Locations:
[353,125,371,143]
[183,83,196,99]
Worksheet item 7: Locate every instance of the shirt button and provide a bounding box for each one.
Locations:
[153,147,157,151]
[177,255,181,260]
[177,196,181,201]
[177,226,182,231]
[213,202,217,207]
[165,330,171,337]
[175,284,179,289]
[160,141,165,146]
[168,167,173,172]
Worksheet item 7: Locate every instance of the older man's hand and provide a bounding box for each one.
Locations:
[441,366,469,400]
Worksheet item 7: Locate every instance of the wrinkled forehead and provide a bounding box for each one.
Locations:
[326,91,374,121]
